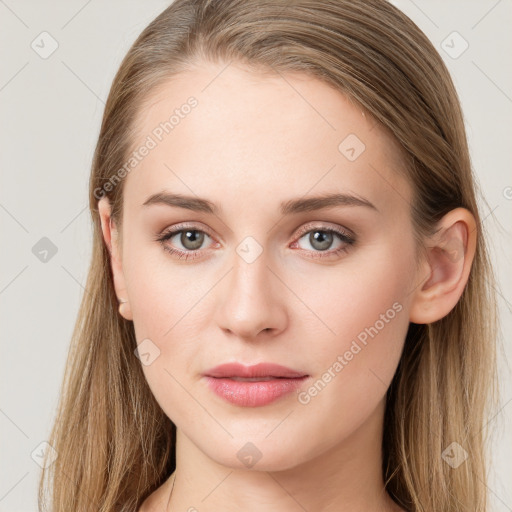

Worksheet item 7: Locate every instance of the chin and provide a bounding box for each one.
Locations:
[202,436,309,473]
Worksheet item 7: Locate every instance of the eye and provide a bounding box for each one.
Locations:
[291,224,356,259]
[154,224,216,260]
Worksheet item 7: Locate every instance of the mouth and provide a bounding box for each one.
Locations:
[202,362,310,407]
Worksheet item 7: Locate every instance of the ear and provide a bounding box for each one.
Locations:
[409,207,477,324]
[98,196,133,321]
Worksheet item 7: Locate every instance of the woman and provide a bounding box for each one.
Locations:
[38,0,499,511]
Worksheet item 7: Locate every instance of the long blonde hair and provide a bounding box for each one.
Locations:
[38,1,499,510]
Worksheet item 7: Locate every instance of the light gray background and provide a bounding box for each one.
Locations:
[1,1,511,510]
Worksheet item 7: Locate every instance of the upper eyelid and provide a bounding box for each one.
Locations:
[294,221,353,238]
[163,222,216,240]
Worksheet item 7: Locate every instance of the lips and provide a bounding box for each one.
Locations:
[203,362,308,379]
[202,362,310,407]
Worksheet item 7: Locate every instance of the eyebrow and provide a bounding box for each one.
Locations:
[142,191,378,215]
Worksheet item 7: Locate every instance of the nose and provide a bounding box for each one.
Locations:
[215,251,288,341]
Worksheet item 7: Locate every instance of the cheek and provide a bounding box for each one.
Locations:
[297,272,408,406]
[124,241,200,339]
[290,286,409,460]
[295,244,413,356]
[292,242,414,434]
[123,246,216,413]
[127,264,203,426]
[295,309,408,458]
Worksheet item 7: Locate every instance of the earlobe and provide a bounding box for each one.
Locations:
[409,208,477,324]
[97,196,133,321]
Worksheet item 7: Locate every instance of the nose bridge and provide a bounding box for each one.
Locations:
[215,241,287,339]
[231,246,270,303]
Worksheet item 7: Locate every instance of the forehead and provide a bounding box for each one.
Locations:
[122,61,411,219]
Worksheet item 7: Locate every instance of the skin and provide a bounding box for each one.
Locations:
[98,60,477,512]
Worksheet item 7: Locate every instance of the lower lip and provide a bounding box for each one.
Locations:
[204,376,309,407]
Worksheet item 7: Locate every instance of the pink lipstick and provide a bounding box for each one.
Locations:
[203,362,309,407]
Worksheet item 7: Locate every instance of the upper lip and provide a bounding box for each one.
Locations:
[203,362,308,379]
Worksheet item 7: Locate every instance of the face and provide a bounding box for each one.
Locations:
[108,61,420,471]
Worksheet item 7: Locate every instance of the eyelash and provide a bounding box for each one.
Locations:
[154,222,356,261]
